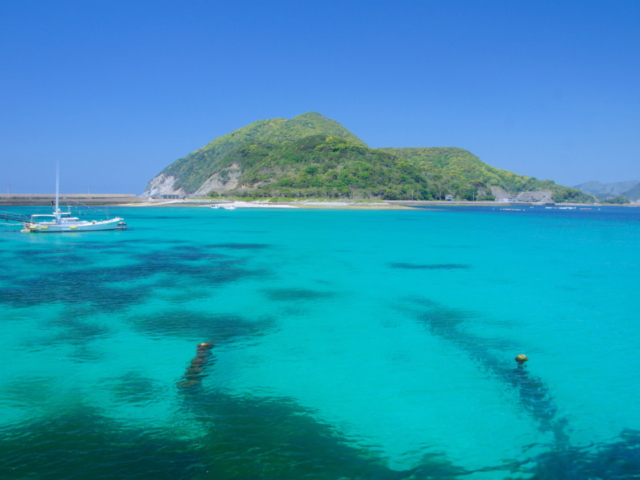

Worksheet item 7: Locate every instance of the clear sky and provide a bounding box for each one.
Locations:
[1,0,639,194]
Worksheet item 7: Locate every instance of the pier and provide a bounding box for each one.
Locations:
[0,194,144,206]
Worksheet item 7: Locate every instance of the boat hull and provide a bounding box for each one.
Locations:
[25,218,125,233]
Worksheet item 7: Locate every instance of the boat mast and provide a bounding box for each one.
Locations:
[55,163,60,223]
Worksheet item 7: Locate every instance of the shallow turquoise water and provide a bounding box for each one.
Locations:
[1,205,639,479]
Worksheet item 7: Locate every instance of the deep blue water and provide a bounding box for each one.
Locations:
[1,205,639,479]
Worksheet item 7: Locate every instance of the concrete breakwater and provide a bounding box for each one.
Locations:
[0,194,144,206]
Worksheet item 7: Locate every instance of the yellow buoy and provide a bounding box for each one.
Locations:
[515,354,529,364]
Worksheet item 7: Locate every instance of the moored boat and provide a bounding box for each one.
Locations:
[23,211,126,232]
[21,167,126,233]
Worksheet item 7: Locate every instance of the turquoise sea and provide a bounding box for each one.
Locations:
[1,205,639,479]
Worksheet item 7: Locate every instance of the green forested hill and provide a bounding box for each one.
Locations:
[144,112,593,202]
[158,112,366,194]
[381,147,591,202]
[220,135,434,199]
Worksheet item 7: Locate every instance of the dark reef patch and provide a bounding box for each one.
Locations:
[399,296,640,477]
[403,296,568,446]
[390,263,471,270]
[12,247,75,257]
[131,310,276,342]
[142,215,195,220]
[133,248,228,263]
[2,377,57,408]
[134,251,197,262]
[67,344,106,363]
[107,372,165,405]
[1,367,638,479]
[45,316,111,345]
[0,272,152,312]
[11,248,88,266]
[73,242,126,251]
[180,391,467,480]
[0,406,202,480]
[1,241,267,312]
[0,253,265,312]
[117,238,190,245]
[521,429,640,480]
[263,287,335,302]
[0,271,14,283]
[206,242,271,250]
[0,398,469,480]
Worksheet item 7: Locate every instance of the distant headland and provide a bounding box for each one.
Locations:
[574,180,640,203]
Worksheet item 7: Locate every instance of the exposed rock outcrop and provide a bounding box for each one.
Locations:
[193,164,242,196]
[142,174,186,197]
[491,187,553,203]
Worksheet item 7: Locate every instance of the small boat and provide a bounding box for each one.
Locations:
[24,211,126,233]
[22,167,126,233]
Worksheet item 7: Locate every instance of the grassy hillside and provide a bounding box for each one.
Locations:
[203,135,580,201]
[158,112,366,194]
[217,135,433,199]
[381,147,592,202]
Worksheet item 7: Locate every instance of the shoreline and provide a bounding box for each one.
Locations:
[2,197,636,210]
[117,199,634,210]
[120,200,413,210]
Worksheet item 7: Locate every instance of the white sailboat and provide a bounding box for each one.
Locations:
[23,167,126,233]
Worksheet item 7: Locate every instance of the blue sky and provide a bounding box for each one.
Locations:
[1,0,639,193]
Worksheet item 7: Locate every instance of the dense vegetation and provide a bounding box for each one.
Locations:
[146,112,594,202]
[601,196,630,204]
[217,135,474,200]
[202,135,591,201]
[159,112,366,194]
[382,147,592,201]
[551,188,596,203]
